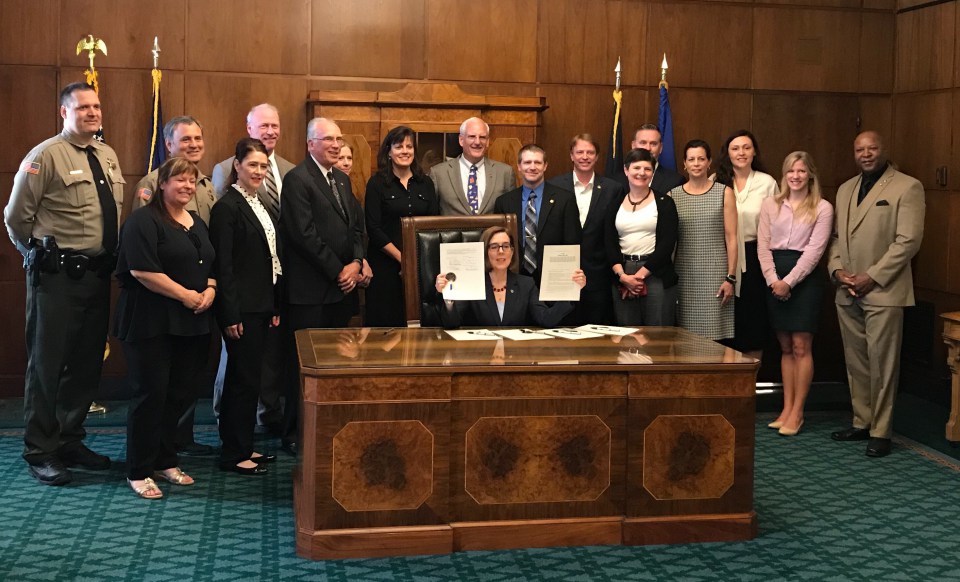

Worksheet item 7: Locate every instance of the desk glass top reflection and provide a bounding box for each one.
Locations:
[297,327,755,374]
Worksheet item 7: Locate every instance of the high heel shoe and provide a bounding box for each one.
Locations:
[767,420,784,429]
[219,462,267,476]
[779,420,804,436]
[250,453,276,464]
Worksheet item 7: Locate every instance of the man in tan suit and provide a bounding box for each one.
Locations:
[827,131,925,458]
[431,117,516,216]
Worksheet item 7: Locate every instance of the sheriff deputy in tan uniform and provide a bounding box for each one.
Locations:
[3,82,123,486]
[133,115,216,224]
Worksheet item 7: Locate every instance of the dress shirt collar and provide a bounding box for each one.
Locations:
[460,155,485,173]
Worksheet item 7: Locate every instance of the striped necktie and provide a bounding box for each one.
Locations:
[327,170,347,219]
[523,190,538,274]
[262,161,280,219]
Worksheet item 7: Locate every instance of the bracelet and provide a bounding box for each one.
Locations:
[724,275,736,285]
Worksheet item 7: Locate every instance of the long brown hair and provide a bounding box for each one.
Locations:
[776,151,822,223]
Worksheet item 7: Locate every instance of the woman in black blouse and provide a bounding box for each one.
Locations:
[364,126,440,327]
[114,157,216,499]
[209,138,281,475]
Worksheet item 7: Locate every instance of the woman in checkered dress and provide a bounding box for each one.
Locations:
[672,140,738,340]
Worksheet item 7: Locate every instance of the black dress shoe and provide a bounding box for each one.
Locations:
[831,427,871,441]
[177,442,214,456]
[250,454,276,464]
[60,444,111,470]
[28,459,73,486]
[866,438,892,457]
[280,441,298,456]
[219,463,267,475]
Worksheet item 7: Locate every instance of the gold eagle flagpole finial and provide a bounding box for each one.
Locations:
[76,35,107,93]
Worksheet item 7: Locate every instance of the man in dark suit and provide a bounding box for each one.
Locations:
[616,124,686,196]
[494,144,581,286]
[278,117,367,453]
[548,134,624,325]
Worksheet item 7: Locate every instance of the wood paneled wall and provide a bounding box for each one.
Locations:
[0,0,898,395]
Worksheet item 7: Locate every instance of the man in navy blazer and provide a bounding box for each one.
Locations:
[278,117,366,452]
[494,144,581,286]
[615,124,686,196]
[548,134,624,324]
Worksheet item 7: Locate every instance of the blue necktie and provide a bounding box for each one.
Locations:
[467,165,479,214]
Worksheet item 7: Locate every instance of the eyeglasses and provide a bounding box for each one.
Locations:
[488,243,513,252]
[313,136,345,145]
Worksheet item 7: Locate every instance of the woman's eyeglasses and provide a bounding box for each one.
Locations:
[487,243,513,252]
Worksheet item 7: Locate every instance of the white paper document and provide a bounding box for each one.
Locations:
[538,245,582,302]
[440,242,486,301]
[576,324,639,336]
[445,329,501,341]
[493,329,554,341]
[542,328,605,340]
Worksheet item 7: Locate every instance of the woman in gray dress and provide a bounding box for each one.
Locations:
[672,140,738,341]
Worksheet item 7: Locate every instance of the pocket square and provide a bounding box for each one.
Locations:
[876,200,890,206]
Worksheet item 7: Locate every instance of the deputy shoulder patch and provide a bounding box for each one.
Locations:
[20,161,40,175]
[138,187,153,201]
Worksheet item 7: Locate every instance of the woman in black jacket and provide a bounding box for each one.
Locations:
[604,148,679,326]
[209,138,282,475]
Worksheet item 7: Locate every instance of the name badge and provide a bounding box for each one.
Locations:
[70,170,83,175]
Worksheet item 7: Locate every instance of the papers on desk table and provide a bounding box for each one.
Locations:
[576,324,639,336]
[445,329,501,341]
[493,328,554,341]
[541,328,604,340]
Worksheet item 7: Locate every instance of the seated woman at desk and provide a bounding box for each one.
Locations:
[433,226,586,328]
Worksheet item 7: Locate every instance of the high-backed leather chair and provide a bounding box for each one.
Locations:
[400,214,517,327]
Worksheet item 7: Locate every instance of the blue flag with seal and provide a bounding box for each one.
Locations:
[657,84,676,172]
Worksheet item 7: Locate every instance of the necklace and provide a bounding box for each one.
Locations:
[627,190,651,211]
[492,285,506,293]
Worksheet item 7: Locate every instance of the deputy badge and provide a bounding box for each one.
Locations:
[138,187,153,201]
[20,161,40,175]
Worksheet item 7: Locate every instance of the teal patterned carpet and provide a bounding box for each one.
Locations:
[1,413,959,582]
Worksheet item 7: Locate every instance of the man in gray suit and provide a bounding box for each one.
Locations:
[827,131,925,458]
[431,117,516,215]
[212,103,295,441]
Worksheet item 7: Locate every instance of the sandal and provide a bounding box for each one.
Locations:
[128,477,163,499]
[155,467,195,486]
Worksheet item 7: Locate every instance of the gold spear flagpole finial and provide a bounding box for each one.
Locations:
[152,36,161,69]
[614,57,621,92]
[76,35,107,94]
[659,54,669,89]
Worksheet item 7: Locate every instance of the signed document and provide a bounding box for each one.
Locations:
[493,328,554,341]
[576,324,639,336]
[542,328,604,340]
[440,242,486,301]
[445,329,501,341]
[538,245,582,301]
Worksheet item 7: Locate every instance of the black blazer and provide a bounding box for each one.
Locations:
[547,172,624,291]
[437,271,573,328]
[493,182,582,284]
[614,162,687,197]
[280,160,365,306]
[603,191,679,288]
[209,188,282,327]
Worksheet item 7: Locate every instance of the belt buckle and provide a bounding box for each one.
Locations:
[64,253,89,279]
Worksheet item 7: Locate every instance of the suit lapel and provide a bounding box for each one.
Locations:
[308,161,348,223]
[536,185,555,235]
[501,273,523,324]
[850,167,896,233]
[585,176,605,226]
[233,191,270,246]
[479,161,498,214]
[481,274,502,323]
[448,160,470,214]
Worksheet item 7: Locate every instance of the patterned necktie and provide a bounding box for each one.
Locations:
[467,164,479,214]
[85,146,117,254]
[523,190,538,274]
[262,161,280,219]
[327,170,347,219]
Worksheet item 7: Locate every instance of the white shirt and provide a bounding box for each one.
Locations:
[573,172,595,227]
[616,202,658,257]
[733,171,778,290]
[234,184,282,283]
[459,156,486,209]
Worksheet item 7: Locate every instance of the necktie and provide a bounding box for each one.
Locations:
[262,161,280,220]
[85,146,117,254]
[523,190,538,274]
[467,164,479,214]
[327,170,347,219]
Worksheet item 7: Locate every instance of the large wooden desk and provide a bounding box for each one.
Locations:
[294,327,759,560]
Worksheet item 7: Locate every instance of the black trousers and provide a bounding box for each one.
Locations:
[122,333,209,480]
[173,323,220,448]
[561,283,615,326]
[282,300,355,443]
[219,313,271,465]
[22,269,110,464]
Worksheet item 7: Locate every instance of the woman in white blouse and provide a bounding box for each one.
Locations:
[209,138,283,475]
[757,151,834,436]
[715,131,778,358]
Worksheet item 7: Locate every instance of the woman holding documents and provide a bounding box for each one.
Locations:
[604,148,679,326]
[434,226,585,328]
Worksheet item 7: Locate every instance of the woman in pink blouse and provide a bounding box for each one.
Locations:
[757,151,834,437]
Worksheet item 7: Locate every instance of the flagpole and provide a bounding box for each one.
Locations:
[605,58,624,179]
[657,54,677,172]
[147,37,165,173]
